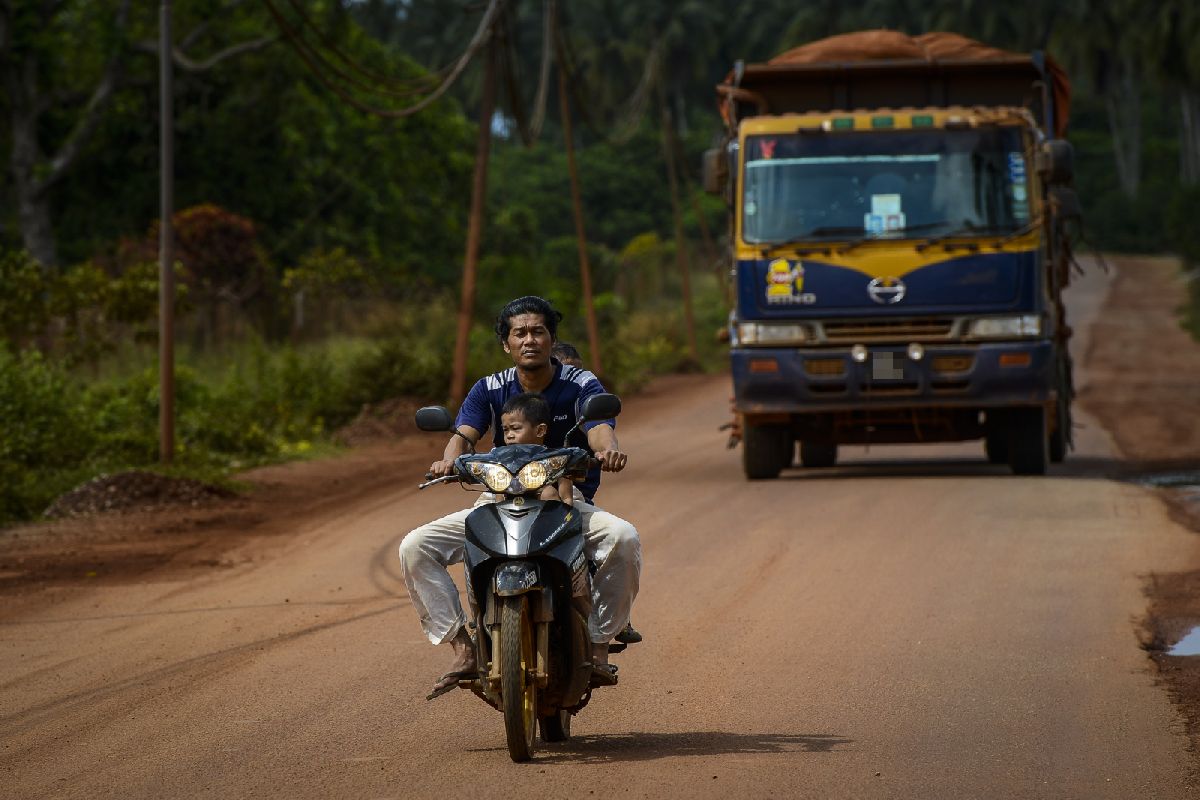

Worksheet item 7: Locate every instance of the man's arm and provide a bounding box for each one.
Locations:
[587,423,627,472]
[429,425,482,477]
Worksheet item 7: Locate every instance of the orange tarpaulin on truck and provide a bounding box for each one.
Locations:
[724,30,1071,137]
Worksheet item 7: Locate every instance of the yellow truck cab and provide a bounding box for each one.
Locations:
[709,32,1079,478]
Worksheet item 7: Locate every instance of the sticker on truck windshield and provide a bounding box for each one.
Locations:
[1008,152,1031,222]
[865,194,906,234]
[766,258,816,305]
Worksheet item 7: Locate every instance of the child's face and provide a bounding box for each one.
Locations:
[501,411,547,445]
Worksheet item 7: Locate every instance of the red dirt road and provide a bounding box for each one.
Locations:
[2,259,1198,798]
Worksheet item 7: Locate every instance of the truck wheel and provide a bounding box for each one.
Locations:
[1007,407,1048,476]
[984,427,1008,464]
[1048,409,1067,464]
[799,441,837,468]
[743,424,791,480]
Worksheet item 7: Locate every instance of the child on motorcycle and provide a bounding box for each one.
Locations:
[498,392,577,506]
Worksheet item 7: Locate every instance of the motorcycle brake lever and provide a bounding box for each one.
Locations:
[418,475,457,490]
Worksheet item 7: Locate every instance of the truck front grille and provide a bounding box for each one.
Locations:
[821,317,954,343]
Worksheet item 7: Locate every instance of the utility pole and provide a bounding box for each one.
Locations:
[660,103,698,363]
[558,63,603,377]
[159,0,175,463]
[449,34,499,405]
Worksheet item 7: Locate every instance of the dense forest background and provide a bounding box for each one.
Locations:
[3,0,1200,522]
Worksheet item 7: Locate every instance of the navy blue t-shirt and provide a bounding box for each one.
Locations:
[455,359,614,501]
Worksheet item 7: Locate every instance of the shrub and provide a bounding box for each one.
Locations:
[0,351,95,522]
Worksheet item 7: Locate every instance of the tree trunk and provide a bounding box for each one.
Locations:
[1182,87,1200,186]
[8,97,59,268]
[1105,64,1141,199]
[16,187,58,269]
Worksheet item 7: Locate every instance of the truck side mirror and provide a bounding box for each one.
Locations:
[1048,186,1082,222]
[1037,140,1074,185]
[702,148,727,195]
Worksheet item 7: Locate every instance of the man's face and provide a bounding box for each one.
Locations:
[501,411,546,445]
[503,313,553,369]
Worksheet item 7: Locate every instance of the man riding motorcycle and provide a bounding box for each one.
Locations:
[398,296,641,698]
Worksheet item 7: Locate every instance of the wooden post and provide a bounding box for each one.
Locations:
[660,103,698,362]
[558,64,603,377]
[450,37,498,405]
[159,0,175,463]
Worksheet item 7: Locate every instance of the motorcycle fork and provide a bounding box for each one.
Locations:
[484,588,552,689]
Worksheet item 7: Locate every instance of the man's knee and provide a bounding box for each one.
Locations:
[604,518,641,561]
[398,527,430,575]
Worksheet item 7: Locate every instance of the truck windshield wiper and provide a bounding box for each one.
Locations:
[837,220,955,255]
[913,222,1026,253]
[763,226,865,248]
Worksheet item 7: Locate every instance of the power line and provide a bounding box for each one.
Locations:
[263,0,501,118]
[282,0,454,94]
[555,18,659,145]
[497,0,554,145]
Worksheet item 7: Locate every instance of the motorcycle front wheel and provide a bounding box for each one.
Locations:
[501,595,537,762]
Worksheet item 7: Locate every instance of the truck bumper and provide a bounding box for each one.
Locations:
[733,341,1055,415]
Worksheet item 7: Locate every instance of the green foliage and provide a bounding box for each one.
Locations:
[0,251,50,350]
[0,248,180,363]
[0,351,95,523]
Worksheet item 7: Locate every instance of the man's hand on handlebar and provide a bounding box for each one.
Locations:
[428,459,457,478]
[592,449,628,472]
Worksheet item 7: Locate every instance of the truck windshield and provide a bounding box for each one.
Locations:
[741,127,1030,245]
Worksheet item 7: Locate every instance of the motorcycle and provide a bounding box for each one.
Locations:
[414,392,622,762]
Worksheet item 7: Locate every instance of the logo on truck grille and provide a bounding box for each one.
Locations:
[867,277,906,304]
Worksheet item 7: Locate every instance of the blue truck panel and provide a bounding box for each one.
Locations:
[733,341,1054,414]
[736,249,1039,319]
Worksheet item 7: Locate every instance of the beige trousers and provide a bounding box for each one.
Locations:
[399,494,640,645]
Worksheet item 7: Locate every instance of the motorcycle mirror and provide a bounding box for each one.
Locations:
[579,393,621,422]
[415,406,454,432]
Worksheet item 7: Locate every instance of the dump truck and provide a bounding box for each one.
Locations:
[706,30,1080,478]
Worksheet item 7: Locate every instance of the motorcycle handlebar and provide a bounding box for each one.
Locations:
[418,475,460,490]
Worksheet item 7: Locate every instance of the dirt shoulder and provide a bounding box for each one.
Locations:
[0,434,443,611]
[1076,254,1200,748]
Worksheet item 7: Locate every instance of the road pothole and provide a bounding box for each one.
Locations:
[1168,626,1200,657]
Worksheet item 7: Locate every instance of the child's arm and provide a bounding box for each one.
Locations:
[555,476,574,507]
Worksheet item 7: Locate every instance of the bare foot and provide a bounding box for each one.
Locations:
[428,628,477,698]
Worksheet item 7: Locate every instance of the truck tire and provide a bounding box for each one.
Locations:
[1048,409,1067,464]
[799,441,837,468]
[743,424,792,480]
[1007,407,1048,476]
[984,426,1008,464]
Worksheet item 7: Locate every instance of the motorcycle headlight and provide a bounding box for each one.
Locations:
[467,462,513,492]
[516,455,569,491]
[967,315,1042,338]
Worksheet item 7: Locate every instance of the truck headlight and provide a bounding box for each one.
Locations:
[966,315,1042,338]
[736,322,811,345]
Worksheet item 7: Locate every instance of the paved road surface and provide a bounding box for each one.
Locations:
[2,262,1196,798]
